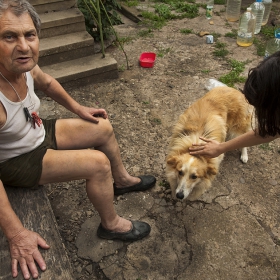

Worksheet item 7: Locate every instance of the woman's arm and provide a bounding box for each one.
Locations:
[189,130,279,158]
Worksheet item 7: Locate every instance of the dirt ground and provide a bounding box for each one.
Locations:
[39,1,280,279]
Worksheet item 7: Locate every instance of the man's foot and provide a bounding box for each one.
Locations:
[97,221,151,241]
[113,175,156,195]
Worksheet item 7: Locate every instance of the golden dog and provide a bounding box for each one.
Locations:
[166,86,252,201]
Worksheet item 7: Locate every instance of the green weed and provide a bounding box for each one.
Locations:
[219,59,246,87]
[157,46,171,57]
[253,37,266,57]
[214,0,226,4]
[118,64,126,72]
[123,0,139,7]
[137,29,154,38]
[259,143,272,150]
[151,118,162,125]
[201,69,210,74]
[260,25,277,39]
[225,29,237,38]
[213,41,229,57]
[180,28,192,34]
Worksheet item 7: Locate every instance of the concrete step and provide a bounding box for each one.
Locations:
[39,31,95,66]
[39,8,85,38]
[30,0,76,14]
[40,54,119,87]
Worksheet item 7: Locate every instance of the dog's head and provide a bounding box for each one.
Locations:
[166,153,219,201]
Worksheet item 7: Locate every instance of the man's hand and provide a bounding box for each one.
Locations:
[189,137,222,158]
[76,106,108,123]
[9,228,50,279]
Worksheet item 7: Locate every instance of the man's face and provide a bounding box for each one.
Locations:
[0,9,39,76]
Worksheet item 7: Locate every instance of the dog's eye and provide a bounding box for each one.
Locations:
[178,170,183,176]
[190,174,197,180]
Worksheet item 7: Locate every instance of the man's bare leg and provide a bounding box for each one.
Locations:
[39,149,131,232]
[54,118,141,188]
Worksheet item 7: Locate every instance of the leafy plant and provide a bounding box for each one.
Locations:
[213,41,229,57]
[225,29,237,38]
[77,0,122,42]
[219,59,247,87]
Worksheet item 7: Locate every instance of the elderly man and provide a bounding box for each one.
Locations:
[0,0,156,279]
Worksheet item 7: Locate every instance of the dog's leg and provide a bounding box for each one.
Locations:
[240,147,248,163]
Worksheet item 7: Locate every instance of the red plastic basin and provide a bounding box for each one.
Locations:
[139,52,156,68]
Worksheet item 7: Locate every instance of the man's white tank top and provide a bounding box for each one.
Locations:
[0,72,45,162]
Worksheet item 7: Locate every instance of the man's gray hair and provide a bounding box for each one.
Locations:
[0,0,41,34]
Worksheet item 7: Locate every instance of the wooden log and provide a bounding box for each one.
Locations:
[0,185,74,280]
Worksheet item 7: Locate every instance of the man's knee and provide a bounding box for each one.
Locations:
[90,150,111,173]
[98,118,114,139]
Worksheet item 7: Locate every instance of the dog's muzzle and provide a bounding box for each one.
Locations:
[176,191,185,200]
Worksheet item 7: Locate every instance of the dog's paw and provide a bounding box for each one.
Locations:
[240,148,248,163]
[240,154,248,163]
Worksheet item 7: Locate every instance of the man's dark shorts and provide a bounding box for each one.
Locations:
[0,119,57,188]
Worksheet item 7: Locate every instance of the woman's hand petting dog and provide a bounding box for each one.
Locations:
[189,137,222,158]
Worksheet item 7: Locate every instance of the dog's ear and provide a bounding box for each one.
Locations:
[207,164,217,177]
[166,155,178,168]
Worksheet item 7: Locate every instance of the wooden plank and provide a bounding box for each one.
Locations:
[0,185,74,280]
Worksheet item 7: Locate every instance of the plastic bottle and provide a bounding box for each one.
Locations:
[250,0,265,34]
[264,29,280,58]
[206,0,214,19]
[237,7,256,47]
[225,0,242,22]
[262,0,272,26]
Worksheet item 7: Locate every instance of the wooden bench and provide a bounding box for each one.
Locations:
[0,185,74,280]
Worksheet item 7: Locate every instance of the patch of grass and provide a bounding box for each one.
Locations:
[260,25,276,39]
[214,0,226,4]
[259,143,272,150]
[118,36,134,44]
[159,180,170,188]
[253,37,266,57]
[142,101,150,104]
[137,29,153,38]
[141,11,167,29]
[123,0,139,7]
[118,64,126,72]
[172,2,199,18]
[212,32,222,40]
[201,69,210,74]
[151,118,162,125]
[180,28,192,34]
[213,41,229,57]
[225,29,237,38]
[219,59,246,87]
[157,46,171,57]
[155,3,173,19]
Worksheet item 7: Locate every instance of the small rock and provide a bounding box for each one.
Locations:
[268,179,278,186]
[209,21,214,25]
[199,31,210,37]
[240,177,245,184]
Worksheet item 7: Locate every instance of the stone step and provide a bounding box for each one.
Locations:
[0,185,75,280]
[30,0,76,14]
[39,31,95,66]
[40,54,119,87]
[39,8,86,39]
